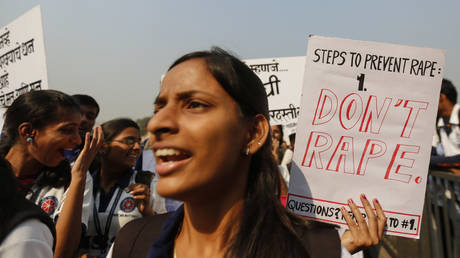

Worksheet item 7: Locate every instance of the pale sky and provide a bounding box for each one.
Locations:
[1,0,459,123]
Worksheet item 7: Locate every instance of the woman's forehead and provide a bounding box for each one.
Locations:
[162,59,208,86]
[158,59,226,99]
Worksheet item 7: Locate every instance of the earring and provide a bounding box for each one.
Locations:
[26,137,33,143]
[245,147,250,156]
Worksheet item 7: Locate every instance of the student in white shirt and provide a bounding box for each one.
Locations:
[1,90,103,258]
[80,118,165,257]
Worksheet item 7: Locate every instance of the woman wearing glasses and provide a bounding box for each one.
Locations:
[80,118,165,257]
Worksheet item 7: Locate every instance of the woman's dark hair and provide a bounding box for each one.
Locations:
[0,157,18,221]
[101,118,140,142]
[0,90,81,188]
[441,78,457,105]
[169,48,310,258]
[72,94,100,115]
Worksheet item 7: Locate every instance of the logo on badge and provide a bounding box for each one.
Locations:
[120,197,135,212]
[39,196,58,215]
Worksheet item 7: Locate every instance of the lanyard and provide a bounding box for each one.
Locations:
[93,187,123,238]
[29,184,46,204]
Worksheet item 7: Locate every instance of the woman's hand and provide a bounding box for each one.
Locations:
[71,126,104,178]
[340,194,386,254]
[128,183,155,217]
[55,127,104,258]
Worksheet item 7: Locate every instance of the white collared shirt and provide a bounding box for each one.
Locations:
[433,104,460,156]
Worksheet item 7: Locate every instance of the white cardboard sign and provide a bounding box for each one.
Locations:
[287,35,444,239]
[0,5,48,130]
[244,57,305,132]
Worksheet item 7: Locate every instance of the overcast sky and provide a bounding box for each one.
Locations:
[1,0,459,123]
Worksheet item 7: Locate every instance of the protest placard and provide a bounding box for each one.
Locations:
[287,35,444,239]
[244,57,305,135]
[0,5,48,130]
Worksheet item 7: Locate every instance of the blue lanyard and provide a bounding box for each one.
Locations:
[93,187,123,238]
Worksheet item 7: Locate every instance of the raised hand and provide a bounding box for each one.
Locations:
[72,126,104,177]
[340,194,386,254]
[55,127,104,258]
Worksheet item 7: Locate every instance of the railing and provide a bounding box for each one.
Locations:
[423,170,460,258]
[368,170,460,258]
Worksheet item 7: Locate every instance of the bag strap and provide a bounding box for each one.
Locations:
[112,212,172,258]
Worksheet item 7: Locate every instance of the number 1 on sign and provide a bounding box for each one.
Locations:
[357,73,366,91]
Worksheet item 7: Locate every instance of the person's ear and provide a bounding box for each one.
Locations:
[245,114,269,155]
[439,93,446,102]
[18,122,36,143]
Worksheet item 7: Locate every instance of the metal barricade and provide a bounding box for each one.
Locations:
[425,170,460,258]
[364,171,460,258]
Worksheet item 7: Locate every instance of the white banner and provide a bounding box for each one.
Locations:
[0,5,48,130]
[244,57,305,131]
[287,35,444,239]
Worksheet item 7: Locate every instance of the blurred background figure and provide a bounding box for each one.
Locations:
[80,118,166,257]
[270,124,289,200]
[270,124,286,165]
[431,79,460,171]
[429,78,460,257]
[279,133,296,189]
[65,94,100,163]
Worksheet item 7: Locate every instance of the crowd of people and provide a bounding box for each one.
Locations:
[13,47,460,258]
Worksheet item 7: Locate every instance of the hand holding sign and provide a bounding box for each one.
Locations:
[340,194,386,254]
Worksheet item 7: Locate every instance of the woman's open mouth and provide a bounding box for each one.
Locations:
[154,148,191,176]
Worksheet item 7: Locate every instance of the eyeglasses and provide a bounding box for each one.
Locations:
[112,138,143,147]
